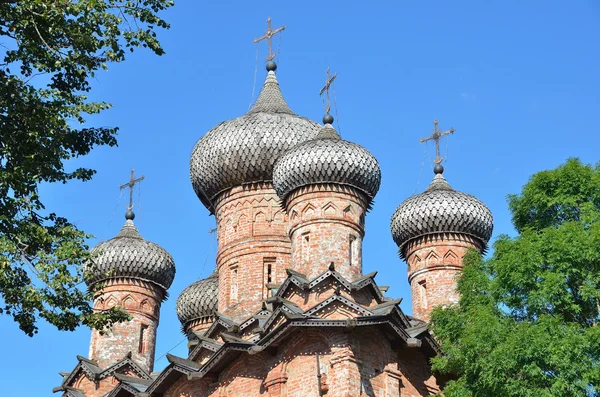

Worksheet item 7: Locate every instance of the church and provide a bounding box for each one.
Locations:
[52,19,494,397]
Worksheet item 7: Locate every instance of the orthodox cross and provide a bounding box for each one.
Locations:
[419,120,455,164]
[253,17,286,61]
[319,67,337,114]
[119,169,145,210]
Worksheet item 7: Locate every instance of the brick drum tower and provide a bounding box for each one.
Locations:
[85,209,176,372]
[189,60,321,322]
[273,115,381,280]
[390,121,493,321]
[54,205,176,396]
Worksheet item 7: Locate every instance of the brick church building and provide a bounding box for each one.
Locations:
[53,23,493,397]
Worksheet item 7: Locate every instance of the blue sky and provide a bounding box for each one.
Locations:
[2,1,599,395]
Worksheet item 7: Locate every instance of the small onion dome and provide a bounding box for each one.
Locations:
[390,172,494,258]
[273,122,381,206]
[190,63,322,213]
[84,217,176,291]
[175,272,218,329]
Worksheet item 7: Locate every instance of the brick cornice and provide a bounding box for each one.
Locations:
[407,265,463,284]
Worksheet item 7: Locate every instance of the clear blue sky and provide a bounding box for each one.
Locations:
[2,1,599,395]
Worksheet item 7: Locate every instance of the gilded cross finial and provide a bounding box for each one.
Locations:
[319,67,337,114]
[119,169,145,211]
[419,120,455,165]
[253,17,286,61]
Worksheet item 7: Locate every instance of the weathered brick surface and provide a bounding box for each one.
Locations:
[89,278,164,373]
[163,328,439,397]
[67,366,137,397]
[404,233,484,322]
[280,279,379,312]
[285,184,369,281]
[214,182,291,322]
[186,316,215,335]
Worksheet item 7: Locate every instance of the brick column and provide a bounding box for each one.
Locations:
[328,346,361,397]
[404,233,484,322]
[264,367,288,397]
[214,182,291,322]
[284,184,368,281]
[89,278,164,372]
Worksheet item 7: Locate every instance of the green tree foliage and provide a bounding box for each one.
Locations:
[0,0,173,336]
[431,158,600,397]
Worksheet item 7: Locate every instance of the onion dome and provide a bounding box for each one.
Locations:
[273,116,381,206]
[175,271,218,329]
[84,212,176,291]
[190,62,322,212]
[390,167,493,258]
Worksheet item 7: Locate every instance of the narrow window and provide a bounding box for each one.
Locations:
[302,232,310,262]
[263,257,276,298]
[230,265,239,302]
[349,235,357,266]
[267,263,272,283]
[139,324,148,354]
[418,279,427,308]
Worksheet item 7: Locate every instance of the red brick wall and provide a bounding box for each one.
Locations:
[185,316,215,335]
[404,233,484,322]
[89,278,164,372]
[69,372,120,397]
[214,183,290,322]
[284,184,369,281]
[162,327,440,397]
[396,348,440,396]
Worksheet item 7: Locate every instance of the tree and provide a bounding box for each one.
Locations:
[0,0,173,336]
[431,158,600,397]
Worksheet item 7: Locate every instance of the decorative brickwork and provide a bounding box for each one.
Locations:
[89,278,164,373]
[214,182,291,321]
[404,233,484,322]
[185,316,215,335]
[285,184,368,281]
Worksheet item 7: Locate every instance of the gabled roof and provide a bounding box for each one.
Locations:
[61,387,86,397]
[105,374,154,397]
[303,293,374,317]
[54,353,151,395]
[276,265,385,304]
[188,334,224,362]
[204,312,240,340]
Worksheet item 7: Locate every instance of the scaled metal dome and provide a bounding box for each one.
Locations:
[273,123,381,206]
[390,172,493,257]
[176,272,218,328]
[190,66,322,212]
[84,219,176,291]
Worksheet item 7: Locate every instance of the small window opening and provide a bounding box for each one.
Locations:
[302,233,310,262]
[349,235,357,266]
[418,279,427,308]
[267,263,272,283]
[139,324,148,354]
[264,257,277,298]
[230,265,239,302]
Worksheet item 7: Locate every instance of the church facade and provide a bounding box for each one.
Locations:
[53,26,493,397]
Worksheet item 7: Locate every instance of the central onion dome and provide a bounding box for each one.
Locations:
[273,116,381,206]
[190,62,322,212]
[84,212,176,291]
[390,167,493,258]
[175,271,218,330]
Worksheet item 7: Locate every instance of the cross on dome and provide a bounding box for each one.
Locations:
[319,67,337,116]
[253,17,286,61]
[119,168,144,213]
[419,120,455,171]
